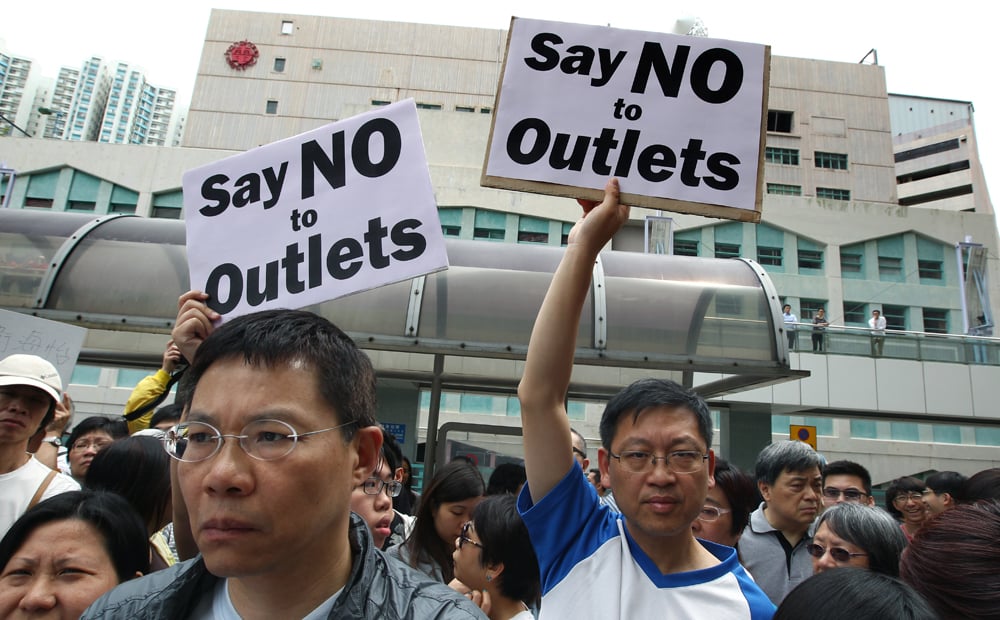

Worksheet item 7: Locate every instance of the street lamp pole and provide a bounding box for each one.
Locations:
[0,112,33,137]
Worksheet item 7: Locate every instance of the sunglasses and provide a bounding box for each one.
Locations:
[458,522,483,550]
[806,543,867,563]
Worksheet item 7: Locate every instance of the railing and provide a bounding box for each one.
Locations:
[784,323,999,365]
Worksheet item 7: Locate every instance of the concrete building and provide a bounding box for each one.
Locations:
[1,10,998,485]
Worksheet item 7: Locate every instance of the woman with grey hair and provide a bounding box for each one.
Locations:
[808,502,908,576]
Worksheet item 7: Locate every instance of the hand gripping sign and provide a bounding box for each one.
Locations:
[483,18,770,222]
[183,100,449,319]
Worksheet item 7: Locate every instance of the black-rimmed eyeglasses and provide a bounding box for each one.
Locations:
[162,419,353,463]
[608,450,708,474]
[363,477,403,498]
[458,522,483,549]
[806,543,867,563]
[822,487,869,503]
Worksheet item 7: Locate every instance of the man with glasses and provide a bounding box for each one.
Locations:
[738,440,823,605]
[83,300,483,619]
[516,180,774,618]
[821,460,875,507]
[923,471,967,516]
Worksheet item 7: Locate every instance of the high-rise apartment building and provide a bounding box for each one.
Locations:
[0,51,33,135]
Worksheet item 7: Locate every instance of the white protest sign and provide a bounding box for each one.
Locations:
[483,18,769,222]
[0,309,87,387]
[183,99,448,318]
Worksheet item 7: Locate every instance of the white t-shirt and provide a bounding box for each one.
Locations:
[190,579,341,619]
[517,466,775,619]
[0,455,80,536]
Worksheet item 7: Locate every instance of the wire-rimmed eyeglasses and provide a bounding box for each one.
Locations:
[162,419,354,463]
[697,505,733,522]
[892,491,927,504]
[363,477,403,498]
[608,450,708,474]
[458,522,483,550]
[806,543,868,563]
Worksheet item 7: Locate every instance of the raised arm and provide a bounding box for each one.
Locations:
[171,290,220,363]
[518,179,629,504]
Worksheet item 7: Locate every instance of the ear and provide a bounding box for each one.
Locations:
[597,447,612,490]
[706,450,716,490]
[581,457,590,471]
[351,426,383,487]
[866,494,876,507]
[758,480,772,502]
[486,560,505,581]
[941,492,954,509]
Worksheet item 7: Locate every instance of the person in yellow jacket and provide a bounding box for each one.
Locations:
[122,341,182,435]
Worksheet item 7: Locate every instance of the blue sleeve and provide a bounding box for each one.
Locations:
[517,464,621,594]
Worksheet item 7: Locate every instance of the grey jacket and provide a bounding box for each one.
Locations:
[81,513,486,619]
[737,502,816,606]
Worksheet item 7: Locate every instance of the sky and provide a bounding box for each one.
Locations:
[2,0,995,198]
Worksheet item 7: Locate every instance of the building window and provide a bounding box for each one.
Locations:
[281,20,294,35]
[24,198,53,208]
[878,255,902,278]
[715,243,740,259]
[455,106,475,113]
[371,100,391,106]
[560,222,572,246]
[265,100,278,115]
[674,239,699,256]
[815,152,848,170]
[109,203,136,214]
[473,210,506,241]
[273,57,286,72]
[816,187,850,201]
[767,110,793,133]
[67,201,96,211]
[416,103,442,110]
[757,246,782,266]
[923,308,948,334]
[480,107,492,114]
[895,138,960,163]
[882,304,907,330]
[843,302,867,325]
[918,259,943,280]
[766,183,802,196]
[517,216,549,244]
[800,299,827,321]
[840,252,863,275]
[765,147,799,165]
[798,249,823,270]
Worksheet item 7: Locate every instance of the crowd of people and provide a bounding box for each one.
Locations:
[1,179,999,618]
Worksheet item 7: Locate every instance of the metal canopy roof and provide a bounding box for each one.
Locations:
[0,210,805,398]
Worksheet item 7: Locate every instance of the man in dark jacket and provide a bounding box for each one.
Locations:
[83,294,484,619]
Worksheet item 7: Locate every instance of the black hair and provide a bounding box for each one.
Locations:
[177,309,377,440]
[379,427,402,474]
[0,490,149,582]
[713,458,759,538]
[823,460,874,495]
[66,415,128,452]
[405,459,485,582]
[599,378,712,451]
[957,468,1000,504]
[472,494,541,607]
[775,568,937,620]
[486,463,526,496]
[86,436,171,535]
[924,470,967,498]
[885,476,927,520]
[148,403,183,430]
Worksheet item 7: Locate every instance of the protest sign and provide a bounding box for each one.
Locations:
[0,309,86,386]
[483,18,770,222]
[183,99,448,318]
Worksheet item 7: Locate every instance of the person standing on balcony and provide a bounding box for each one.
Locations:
[868,310,887,357]
[782,305,798,351]
[811,309,829,352]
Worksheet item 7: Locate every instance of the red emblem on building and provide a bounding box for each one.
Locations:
[225,41,259,70]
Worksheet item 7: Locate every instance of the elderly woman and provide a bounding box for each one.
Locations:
[808,502,908,576]
[0,490,148,619]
